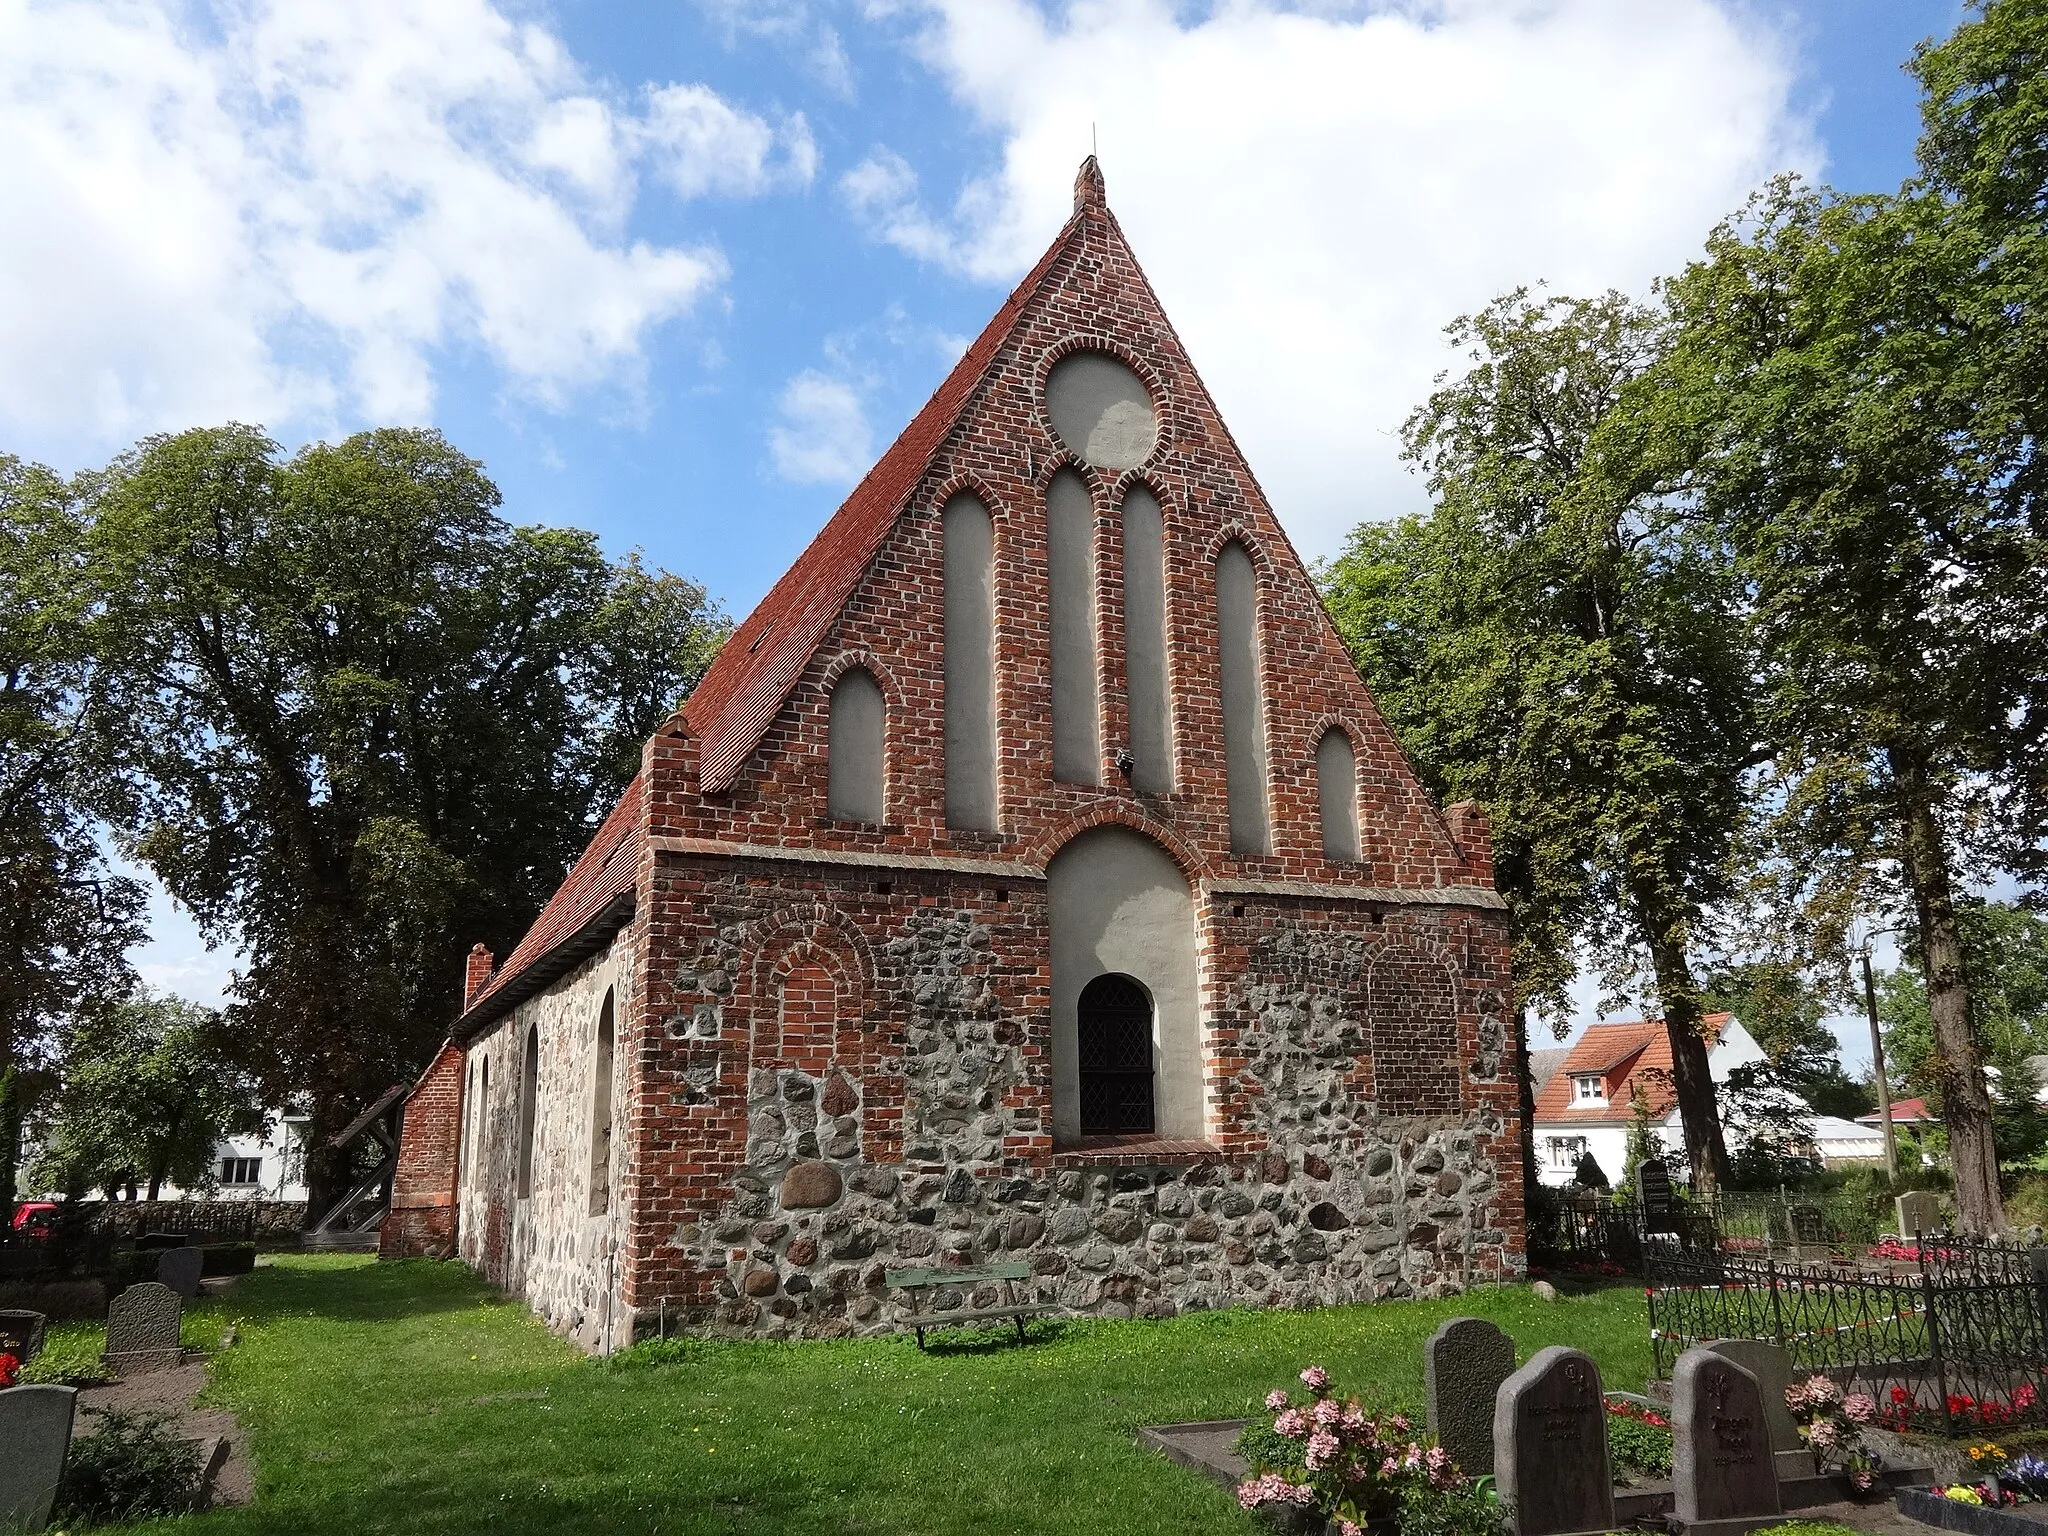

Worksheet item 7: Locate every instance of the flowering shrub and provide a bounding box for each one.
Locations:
[2003,1454,2048,1501]
[1236,1366,1506,1536]
[0,1351,18,1389]
[1785,1374,1882,1491]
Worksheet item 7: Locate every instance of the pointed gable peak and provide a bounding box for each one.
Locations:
[1074,154,1106,214]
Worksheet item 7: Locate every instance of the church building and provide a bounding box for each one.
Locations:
[382,160,1523,1346]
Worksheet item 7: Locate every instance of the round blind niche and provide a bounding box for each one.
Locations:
[1045,350,1157,471]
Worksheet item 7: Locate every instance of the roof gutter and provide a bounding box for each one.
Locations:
[451,890,636,1043]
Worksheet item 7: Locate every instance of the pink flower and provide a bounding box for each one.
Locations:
[1312,1397,1345,1427]
[1807,1419,1841,1450]
[1306,1429,1342,1470]
[1804,1374,1842,1405]
[1843,1393,1877,1424]
[1236,1474,1315,1511]
[1785,1382,1810,1411]
[1300,1365,1331,1393]
[1266,1390,1291,1411]
[1340,1404,1366,1430]
[1389,1413,1411,1435]
[1336,1523,1364,1536]
[1274,1409,1308,1438]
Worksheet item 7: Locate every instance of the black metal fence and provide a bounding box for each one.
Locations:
[1646,1240,2048,1436]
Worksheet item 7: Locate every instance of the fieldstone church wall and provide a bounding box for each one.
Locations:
[460,932,632,1349]
[620,862,1520,1340]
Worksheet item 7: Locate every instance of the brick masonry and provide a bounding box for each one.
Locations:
[405,162,1522,1345]
[382,1041,465,1260]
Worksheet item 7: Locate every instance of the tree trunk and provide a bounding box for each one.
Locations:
[1515,1010,1540,1223]
[302,1099,354,1228]
[1894,749,2003,1232]
[1641,912,1732,1195]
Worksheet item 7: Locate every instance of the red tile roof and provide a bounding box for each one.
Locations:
[1859,1097,1935,1124]
[456,774,643,1033]
[681,206,1091,793]
[1530,1014,1733,1126]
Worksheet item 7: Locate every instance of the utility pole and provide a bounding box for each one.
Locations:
[1862,947,1899,1181]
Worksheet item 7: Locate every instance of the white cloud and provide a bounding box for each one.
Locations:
[854,0,1821,554]
[695,0,858,99]
[640,84,819,199]
[770,369,875,484]
[0,0,810,449]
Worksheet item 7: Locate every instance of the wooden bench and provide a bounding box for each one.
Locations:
[884,1262,1054,1349]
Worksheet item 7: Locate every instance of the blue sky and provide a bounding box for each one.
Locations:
[0,0,1962,1054]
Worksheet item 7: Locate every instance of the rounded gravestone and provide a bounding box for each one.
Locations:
[1493,1345,1613,1536]
[0,1383,76,1532]
[1673,1348,1782,1530]
[1425,1316,1517,1478]
[1045,351,1157,470]
[779,1162,843,1210]
[158,1244,204,1300]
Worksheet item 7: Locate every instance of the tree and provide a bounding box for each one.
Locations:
[77,426,728,1215]
[1323,289,1758,1190]
[31,991,262,1200]
[0,455,147,1202]
[1878,900,2048,1156]
[1648,150,2048,1228]
[1703,960,1874,1120]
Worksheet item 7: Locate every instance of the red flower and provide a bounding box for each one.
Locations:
[0,1352,18,1389]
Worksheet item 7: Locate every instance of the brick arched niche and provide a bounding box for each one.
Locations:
[1047,826,1200,1144]
[942,492,998,829]
[1047,468,1101,786]
[1366,944,1462,1117]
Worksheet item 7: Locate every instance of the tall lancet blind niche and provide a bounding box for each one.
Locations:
[1317,727,1360,862]
[827,668,885,824]
[1215,541,1271,855]
[1047,469,1101,785]
[943,494,998,828]
[1120,485,1172,794]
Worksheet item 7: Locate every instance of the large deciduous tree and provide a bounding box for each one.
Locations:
[79,425,727,1216]
[1323,289,1758,1191]
[0,456,147,1202]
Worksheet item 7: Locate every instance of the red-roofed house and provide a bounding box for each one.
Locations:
[1531,1014,1762,1186]
[383,161,1518,1345]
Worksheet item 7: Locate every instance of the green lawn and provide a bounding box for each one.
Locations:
[86,1256,1657,1535]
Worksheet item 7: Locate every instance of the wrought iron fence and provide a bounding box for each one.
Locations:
[1646,1240,2048,1436]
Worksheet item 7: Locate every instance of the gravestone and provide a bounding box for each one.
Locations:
[1637,1159,1677,1235]
[103,1281,183,1374]
[1493,1345,1614,1536]
[1673,1347,1782,1536]
[1425,1317,1517,1477]
[0,1383,77,1532]
[0,1307,48,1361]
[1704,1339,1809,1478]
[1896,1191,1940,1239]
[157,1244,204,1300]
[1788,1204,1826,1250]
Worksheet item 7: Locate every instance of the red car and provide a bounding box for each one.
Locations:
[9,1201,58,1240]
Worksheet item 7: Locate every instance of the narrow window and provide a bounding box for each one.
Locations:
[1078,973,1154,1135]
[943,494,998,828]
[1120,485,1171,793]
[1215,541,1270,854]
[1317,727,1359,862]
[516,1025,539,1199]
[1047,468,1101,785]
[827,668,885,824]
[588,991,615,1216]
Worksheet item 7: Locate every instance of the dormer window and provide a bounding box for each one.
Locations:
[1573,1074,1606,1105]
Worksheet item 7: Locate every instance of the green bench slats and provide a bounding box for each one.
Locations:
[882,1260,1051,1348]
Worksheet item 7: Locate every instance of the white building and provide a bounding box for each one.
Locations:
[153,1111,310,1201]
[1530,1014,1882,1186]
